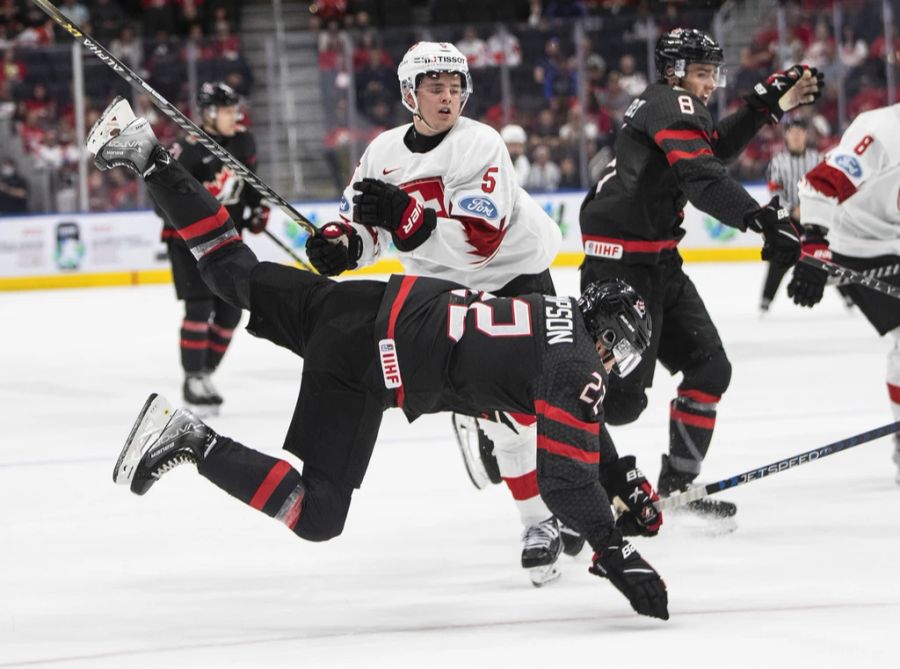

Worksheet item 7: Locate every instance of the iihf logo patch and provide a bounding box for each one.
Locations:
[834,154,862,178]
[339,194,350,213]
[634,299,646,317]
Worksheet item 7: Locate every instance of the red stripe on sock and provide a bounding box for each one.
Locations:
[502,471,540,500]
[209,341,229,354]
[249,460,291,511]
[179,205,231,240]
[678,388,720,404]
[180,339,209,350]
[671,407,716,430]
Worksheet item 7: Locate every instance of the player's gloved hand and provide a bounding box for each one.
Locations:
[305,221,362,276]
[601,455,663,537]
[589,528,669,620]
[352,178,436,252]
[787,225,831,307]
[247,204,270,234]
[745,195,801,268]
[745,65,825,122]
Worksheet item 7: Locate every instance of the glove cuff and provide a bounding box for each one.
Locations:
[393,207,436,252]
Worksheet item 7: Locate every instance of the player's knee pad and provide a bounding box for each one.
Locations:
[603,389,648,426]
[681,349,732,398]
[291,472,354,542]
[197,242,258,310]
[184,297,215,322]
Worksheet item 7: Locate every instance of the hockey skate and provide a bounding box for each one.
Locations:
[113,393,217,495]
[183,373,222,417]
[658,455,737,531]
[451,413,501,489]
[522,516,563,587]
[86,96,169,176]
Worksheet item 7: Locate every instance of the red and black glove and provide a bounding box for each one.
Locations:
[744,65,825,123]
[787,224,831,307]
[352,178,436,252]
[589,528,669,620]
[745,195,802,268]
[305,221,362,276]
[602,455,663,537]
[246,204,270,234]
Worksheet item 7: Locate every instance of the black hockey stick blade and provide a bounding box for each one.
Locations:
[801,254,900,300]
[657,420,900,511]
[29,0,317,270]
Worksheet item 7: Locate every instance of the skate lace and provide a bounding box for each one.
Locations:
[152,452,197,479]
[522,519,559,550]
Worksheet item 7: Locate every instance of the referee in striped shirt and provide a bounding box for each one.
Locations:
[760,118,821,312]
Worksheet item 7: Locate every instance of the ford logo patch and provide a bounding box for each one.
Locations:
[834,154,862,178]
[459,196,498,220]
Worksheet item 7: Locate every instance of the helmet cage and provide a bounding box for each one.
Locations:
[578,279,652,379]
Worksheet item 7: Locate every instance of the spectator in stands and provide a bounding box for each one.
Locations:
[23,82,55,121]
[838,24,869,79]
[0,1,23,42]
[559,103,598,145]
[486,25,522,67]
[525,144,561,192]
[59,0,90,30]
[501,123,531,187]
[617,54,647,97]
[457,26,488,69]
[733,46,767,98]
[558,155,580,190]
[351,30,390,71]
[142,0,176,36]
[111,24,143,69]
[15,6,55,45]
[0,156,28,214]
[90,0,127,42]
[34,128,79,170]
[530,107,562,154]
[0,48,25,99]
[542,0,587,20]
[146,32,186,102]
[594,70,631,124]
[355,45,395,120]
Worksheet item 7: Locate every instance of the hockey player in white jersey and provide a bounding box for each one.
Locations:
[304,41,569,585]
[787,103,900,482]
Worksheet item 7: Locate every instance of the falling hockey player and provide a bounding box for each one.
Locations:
[89,98,669,620]
[304,41,572,585]
[786,102,900,483]
[579,28,824,521]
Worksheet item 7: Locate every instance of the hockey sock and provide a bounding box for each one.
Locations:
[145,159,240,261]
[668,389,719,476]
[181,298,214,374]
[206,301,241,371]
[197,437,305,530]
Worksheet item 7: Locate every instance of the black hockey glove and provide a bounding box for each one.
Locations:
[246,204,270,234]
[305,222,362,276]
[601,455,663,537]
[589,528,669,620]
[352,178,436,252]
[745,196,801,268]
[787,225,831,307]
[745,65,825,123]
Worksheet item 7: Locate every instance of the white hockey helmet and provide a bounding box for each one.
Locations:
[500,124,527,144]
[397,41,472,116]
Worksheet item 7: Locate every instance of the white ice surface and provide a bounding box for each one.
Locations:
[1,263,898,668]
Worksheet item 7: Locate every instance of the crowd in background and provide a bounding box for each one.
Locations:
[1,0,897,213]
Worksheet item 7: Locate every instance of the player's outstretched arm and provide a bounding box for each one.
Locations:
[600,455,663,537]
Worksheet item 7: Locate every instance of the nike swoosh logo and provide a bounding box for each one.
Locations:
[383,167,401,175]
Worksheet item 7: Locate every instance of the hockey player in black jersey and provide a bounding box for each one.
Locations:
[89,98,669,620]
[162,82,270,414]
[579,28,824,520]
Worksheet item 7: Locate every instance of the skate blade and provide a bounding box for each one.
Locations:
[529,563,562,588]
[86,96,136,156]
[112,393,173,485]
[452,413,491,490]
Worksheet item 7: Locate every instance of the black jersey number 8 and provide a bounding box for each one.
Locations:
[678,95,695,114]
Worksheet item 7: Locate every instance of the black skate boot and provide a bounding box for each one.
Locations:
[658,454,737,519]
[113,393,217,495]
[183,373,221,417]
[201,371,224,406]
[522,516,563,587]
[87,96,170,177]
[559,520,586,557]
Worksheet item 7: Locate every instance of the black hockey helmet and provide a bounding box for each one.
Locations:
[197,81,240,111]
[655,28,724,81]
[578,279,652,378]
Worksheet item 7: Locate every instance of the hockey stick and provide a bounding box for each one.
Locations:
[800,254,900,299]
[29,0,317,270]
[657,420,900,511]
